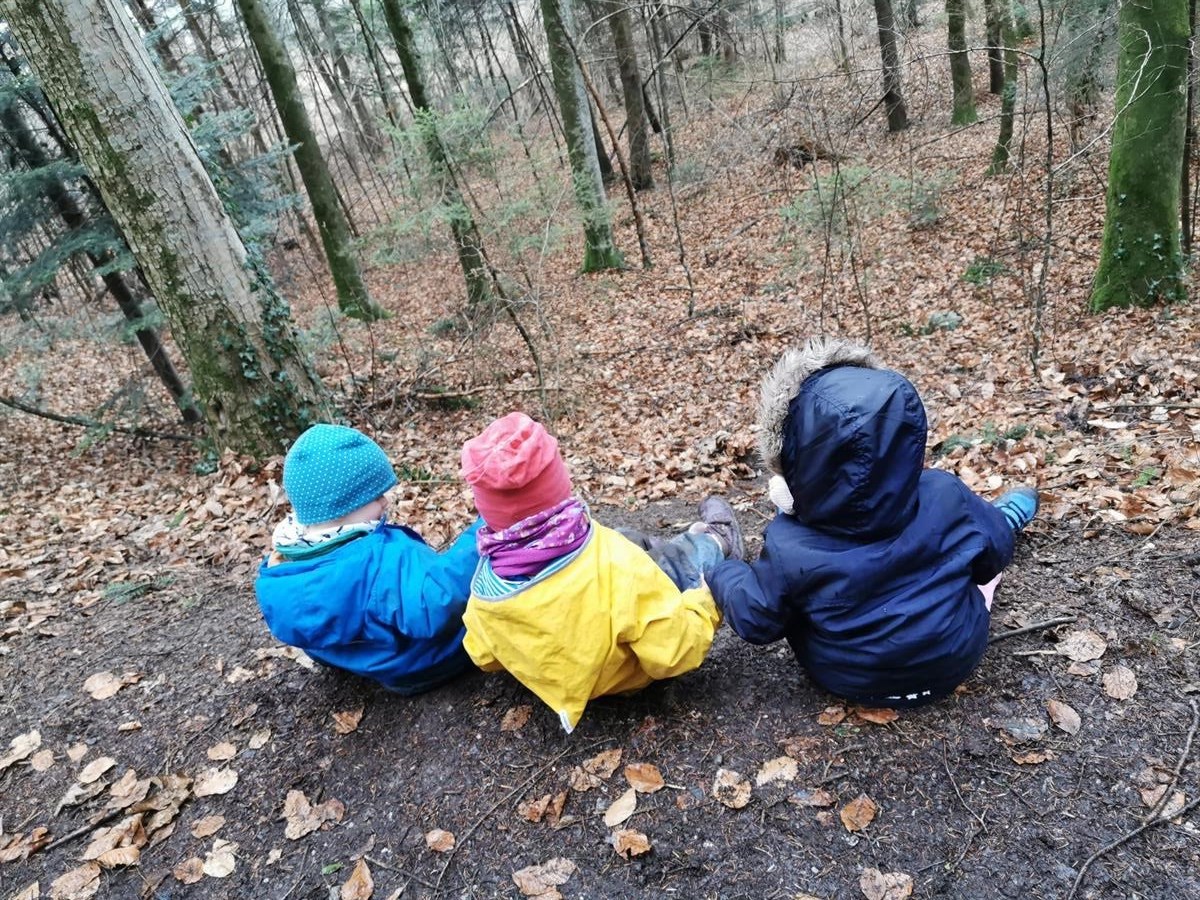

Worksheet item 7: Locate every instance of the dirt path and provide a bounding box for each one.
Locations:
[2,503,1198,900]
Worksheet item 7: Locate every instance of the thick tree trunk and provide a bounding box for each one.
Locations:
[379,0,492,313]
[540,0,623,271]
[1091,0,1189,310]
[984,0,1004,93]
[947,0,976,124]
[234,0,384,321]
[604,0,653,190]
[1,0,329,456]
[0,98,201,423]
[872,0,909,131]
[1183,0,1196,256]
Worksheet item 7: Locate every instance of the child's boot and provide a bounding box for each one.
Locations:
[993,487,1039,533]
[693,497,745,561]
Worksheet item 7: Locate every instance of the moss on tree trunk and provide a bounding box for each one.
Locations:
[1090,0,1188,311]
[948,0,977,125]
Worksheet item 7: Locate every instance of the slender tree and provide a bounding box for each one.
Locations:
[540,0,623,270]
[947,0,976,124]
[0,0,330,456]
[603,0,653,190]
[378,0,492,312]
[988,2,1018,172]
[984,0,1004,93]
[234,0,385,321]
[872,0,909,131]
[1091,0,1189,310]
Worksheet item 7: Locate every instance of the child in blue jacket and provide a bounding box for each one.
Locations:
[708,338,1038,708]
[254,424,481,694]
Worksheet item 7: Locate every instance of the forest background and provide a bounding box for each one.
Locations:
[0,0,1199,898]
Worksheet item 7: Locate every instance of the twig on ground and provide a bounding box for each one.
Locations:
[989,616,1077,644]
[366,856,440,892]
[432,740,608,891]
[1066,796,1200,900]
[941,740,987,834]
[1142,698,1199,824]
[0,394,195,442]
[41,808,125,853]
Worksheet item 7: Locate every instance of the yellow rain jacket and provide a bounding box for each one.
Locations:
[463,523,721,732]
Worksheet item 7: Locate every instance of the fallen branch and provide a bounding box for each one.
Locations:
[988,616,1077,644]
[1067,796,1200,900]
[0,394,195,443]
[1142,698,1199,825]
[41,808,125,854]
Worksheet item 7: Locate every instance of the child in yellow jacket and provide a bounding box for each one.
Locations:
[459,412,738,732]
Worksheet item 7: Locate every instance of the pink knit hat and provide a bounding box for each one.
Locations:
[460,412,573,530]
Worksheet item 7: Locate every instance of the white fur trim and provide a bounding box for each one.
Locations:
[757,336,882,474]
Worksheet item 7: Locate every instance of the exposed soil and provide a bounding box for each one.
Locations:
[2,496,1198,900]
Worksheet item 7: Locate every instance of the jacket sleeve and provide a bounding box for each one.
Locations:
[706,536,793,644]
[955,482,1016,585]
[620,556,721,681]
[397,518,483,640]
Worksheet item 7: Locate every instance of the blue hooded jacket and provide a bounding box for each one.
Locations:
[708,339,1014,706]
[255,520,481,694]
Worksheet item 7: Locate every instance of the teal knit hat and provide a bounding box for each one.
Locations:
[282,424,398,526]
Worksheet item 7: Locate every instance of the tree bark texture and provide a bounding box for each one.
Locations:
[947,0,976,124]
[0,0,329,455]
[1091,0,1189,310]
[234,0,384,322]
[379,0,492,312]
[0,97,201,423]
[604,0,653,190]
[872,0,909,131]
[988,4,1018,173]
[540,0,623,271]
[984,0,1004,93]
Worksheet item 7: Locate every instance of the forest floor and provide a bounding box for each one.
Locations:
[3,18,1200,900]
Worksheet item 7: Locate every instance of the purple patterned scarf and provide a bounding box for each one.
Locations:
[476,497,591,578]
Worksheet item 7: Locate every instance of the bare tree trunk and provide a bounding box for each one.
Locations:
[989,2,1018,172]
[234,0,384,321]
[604,0,653,189]
[1183,0,1197,256]
[833,0,851,72]
[947,0,976,124]
[774,0,787,62]
[984,0,1004,93]
[872,0,909,131]
[2,0,330,456]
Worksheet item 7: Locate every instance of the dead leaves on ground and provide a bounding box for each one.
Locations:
[839,794,879,832]
[424,828,455,852]
[860,867,914,900]
[81,671,140,701]
[512,857,577,898]
[282,789,345,839]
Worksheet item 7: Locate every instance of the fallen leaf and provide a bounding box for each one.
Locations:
[425,829,455,853]
[0,730,41,773]
[780,735,823,761]
[852,707,899,725]
[712,768,751,809]
[584,748,623,778]
[95,845,140,868]
[116,722,141,733]
[512,857,576,897]
[248,729,271,750]
[755,756,799,786]
[266,848,283,865]
[10,882,39,900]
[193,767,238,797]
[1057,629,1107,662]
[624,763,665,793]
[817,706,847,726]
[206,742,237,761]
[191,815,225,839]
[30,749,55,772]
[81,814,146,863]
[603,788,637,827]
[1012,749,1054,765]
[1046,700,1082,735]
[789,787,837,808]
[48,863,101,899]
[840,794,878,832]
[282,790,345,839]
[1067,660,1101,677]
[990,717,1048,743]
[1103,665,1138,700]
[333,708,364,735]
[78,757,116,785]
[173,857,204,884]
[202,839,238,878]
[340,857,374,900]
[81,671,139,701]
[0,828,51,863]
[859,867,914,900]
[611,828,652,859]
[519,794,553,823]
[66,744,88,763]
[500,705,532,732]
[55,780,107,814]
[106,770,152,810]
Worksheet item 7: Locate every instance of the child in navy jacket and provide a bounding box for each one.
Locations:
[255,424,480,694]
[707,338,1038,708]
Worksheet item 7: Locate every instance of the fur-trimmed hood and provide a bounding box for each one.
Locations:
[757,337,882,476]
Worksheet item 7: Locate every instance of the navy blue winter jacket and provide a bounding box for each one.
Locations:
[255,520,481,694]
[708,359,1015,706]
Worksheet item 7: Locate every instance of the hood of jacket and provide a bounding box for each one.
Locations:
[757,337,926,538]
